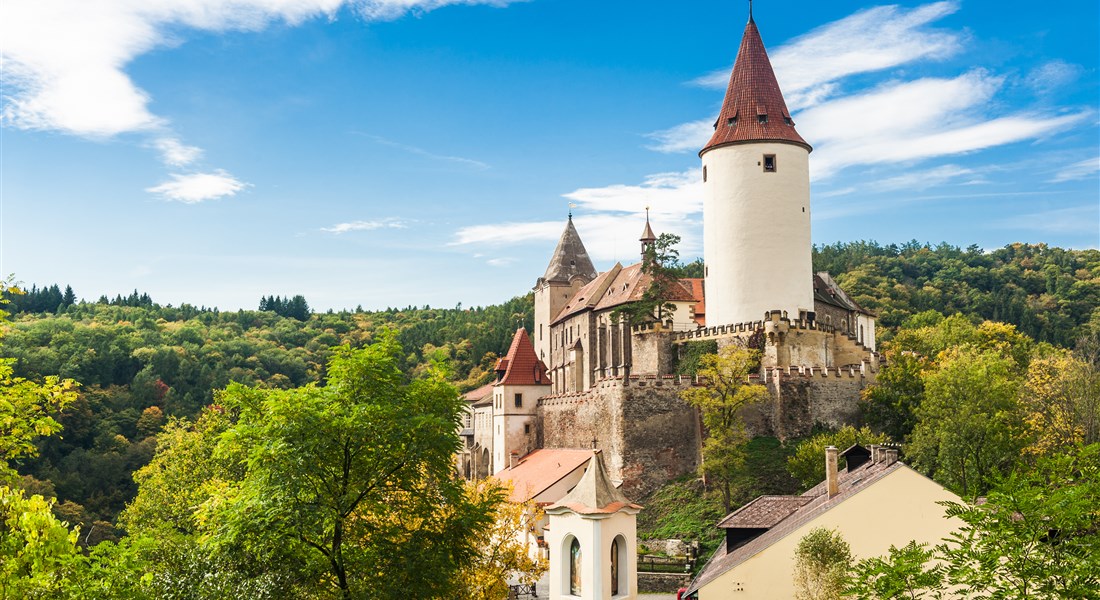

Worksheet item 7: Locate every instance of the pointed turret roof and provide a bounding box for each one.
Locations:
[700,17,810,155]
[640,214,657,245]
[542,217,598,284]
[494,327,551,386]
[547,451,642,515]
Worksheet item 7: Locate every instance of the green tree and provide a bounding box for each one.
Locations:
[786,426,890,490]
[907,346,1027,497]
[681,346,769,512]
[844,541,945,600]
[200,333,496,599]
[794,527,852,600]
[613,233,683,326]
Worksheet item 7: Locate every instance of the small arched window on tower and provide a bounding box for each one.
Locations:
[569,537,582,595]
[702,165,707,182]
[763,154,777,173]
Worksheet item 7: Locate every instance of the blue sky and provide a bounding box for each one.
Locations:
[2,0,1097,311]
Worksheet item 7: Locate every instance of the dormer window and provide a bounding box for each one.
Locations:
[727,116,737,126]
[784,116,793,125]
[763,154,776,172]
[757,114,768,124]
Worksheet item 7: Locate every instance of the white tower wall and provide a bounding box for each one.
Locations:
[703,142,814,326]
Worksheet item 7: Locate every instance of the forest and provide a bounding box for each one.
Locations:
[2,240,1099,598]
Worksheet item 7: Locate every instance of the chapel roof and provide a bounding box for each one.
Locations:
[463,382,495,407]
[546,451,642,516]
[541,217,598,284]
[494,327,551,386]
[494,448,594,503]
[700,17,810,155]
[551,263,697,325]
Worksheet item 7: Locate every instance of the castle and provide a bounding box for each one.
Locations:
[459,15,879,497]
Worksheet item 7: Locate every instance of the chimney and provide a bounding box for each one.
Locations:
[869,444,881,464]
[825,446,839,498]
[509,452,519,469]
[882,448,899,466]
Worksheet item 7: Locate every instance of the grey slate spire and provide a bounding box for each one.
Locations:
[543,216,598,283]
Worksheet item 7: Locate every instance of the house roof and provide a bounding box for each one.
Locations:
[542,217,597,285]
[546,451,642,515]
[463,382,495,407]
[552,263,697,325]
[681,278,706,326]
[495,328,551,386]
[700,17,810,155]
[814,272,875,317]
[716,495,813,529]
[687,458,906,594]
[494,448,595,503]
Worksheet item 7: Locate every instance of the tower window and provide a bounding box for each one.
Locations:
[524,424,531,434]
[514,393,523,408]
[784,116,793,125]
[757,114,768,124]
[702,165,707,182]
[763,154,776,172]
[727,116,737,126]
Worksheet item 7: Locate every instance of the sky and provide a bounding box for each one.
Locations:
[1,0,1097,312]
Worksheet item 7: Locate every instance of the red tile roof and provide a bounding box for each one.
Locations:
[494,448,594,503]
[681,278,706,326]
[495,328,551,386]
[552,263,697,325]
[700,18,810,155]
[463,382,495,406]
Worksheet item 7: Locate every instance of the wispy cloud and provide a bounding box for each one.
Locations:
[867,165,976,192]
[0,0,514,193]
[1049,156,1100,183]
[993,205,1100,235]
[321,219,409,234]
[153,137,203,167]
[1026,60,1084,96]
[645,120,711,154]
[354,133,490,170]
[146,170,248,203]
[454,170,704,260]
[692,1,962,110]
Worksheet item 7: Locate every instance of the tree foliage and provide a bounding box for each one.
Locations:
[681,346,769,512]
[612,233,684,326]
[787,426,890,490]
[794,527,852,600]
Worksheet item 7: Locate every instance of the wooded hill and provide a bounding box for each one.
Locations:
[3,241,1099,538]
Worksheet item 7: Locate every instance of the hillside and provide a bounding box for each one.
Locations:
[4,241,1099,538]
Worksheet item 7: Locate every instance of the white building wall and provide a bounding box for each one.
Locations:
[702,142,813,327]
[493,383,551,474]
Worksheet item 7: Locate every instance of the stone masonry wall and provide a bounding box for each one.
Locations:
[538,376,701,498]
[743,366,872,439]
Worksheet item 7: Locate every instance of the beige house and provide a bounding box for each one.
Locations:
[685,445,963,600]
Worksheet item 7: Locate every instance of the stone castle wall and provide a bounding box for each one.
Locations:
[538,375,701,498]
[742,365,873,440]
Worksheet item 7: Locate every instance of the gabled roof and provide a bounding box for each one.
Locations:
[552,263,697,325]
[494,328,551,386]
[717,495,813,529]
[700,17,810,155]
[463,382,495,407]
[542,217,598,284]
[687,458,907,594]
[814,272,875,317]
[494,448,594,503]
[546,451,642,516]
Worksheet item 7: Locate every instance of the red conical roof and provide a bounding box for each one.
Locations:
[700,18,810,156]
[495,328,551,386]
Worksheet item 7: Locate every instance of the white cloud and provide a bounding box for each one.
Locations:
[486,257,516,267]
[645,120,712,154]
[354,133,489,170]
[146,170,248,203]
[154,137,204,167]
[796,70,1089,178]
[0,0,518,165]
[868,165,975,191]
[1049,156,1100,183]
[321,219,408,234]
[693,1,961,111]
[454,169,704,261]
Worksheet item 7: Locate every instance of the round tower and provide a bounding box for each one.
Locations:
[700,16,814,327]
